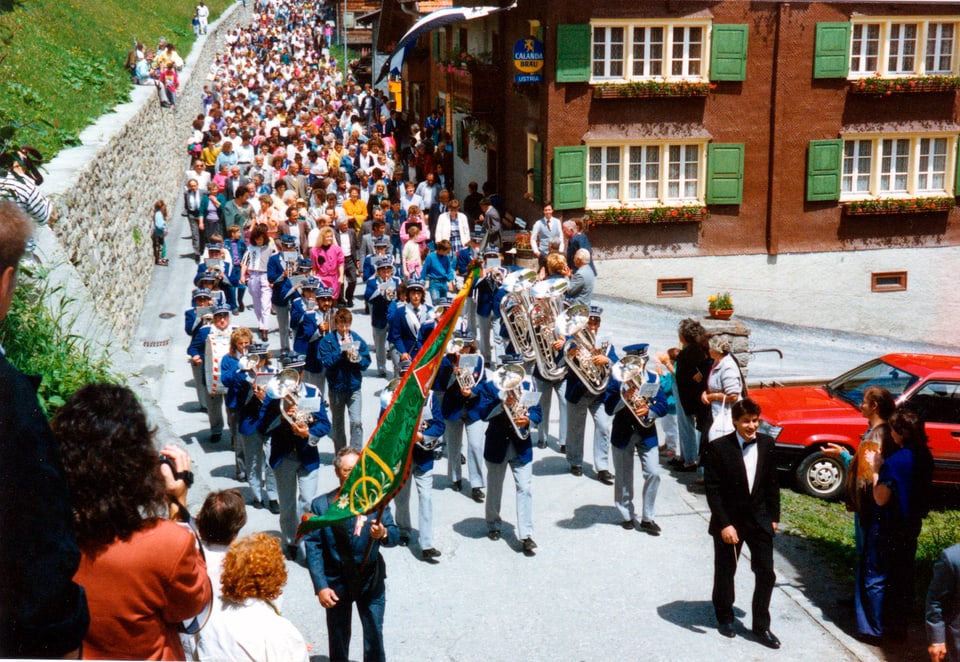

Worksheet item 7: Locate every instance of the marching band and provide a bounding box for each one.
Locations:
[184,224,672,561]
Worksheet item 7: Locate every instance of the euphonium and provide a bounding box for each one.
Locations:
[610,355,659,428]
[528,278,569,381]
[455,354,480,390]
[267,368,315,428]
[490,364,533,440]
[557,304,610,395]
[497,269,537,362]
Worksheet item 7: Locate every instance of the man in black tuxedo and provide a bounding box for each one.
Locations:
[702,397,781,649]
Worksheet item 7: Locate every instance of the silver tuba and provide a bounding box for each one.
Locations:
[490,364,535,440]
[497,269,537,362]
[528,278,569,381]
[610,355,659,428]
[557,304,610,395]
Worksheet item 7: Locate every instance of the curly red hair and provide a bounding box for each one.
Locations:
[220,533,287,603]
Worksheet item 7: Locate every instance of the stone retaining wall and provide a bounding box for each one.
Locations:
[39,5,248,346]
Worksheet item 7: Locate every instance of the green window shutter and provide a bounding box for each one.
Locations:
[532,141,544,204]
[553,146,587,210]
[432,32,440,59]
[813,22,851,79]
[710,25,748,81]
[556,24,591,83]
[706,143,745,204]
[955,138,960,196]
[806,140,843,201]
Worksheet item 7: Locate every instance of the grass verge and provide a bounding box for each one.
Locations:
[0,0,233,159]
[0,265,120,415]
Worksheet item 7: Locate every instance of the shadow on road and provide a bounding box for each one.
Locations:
[555,504,621,530]
[657,600,744,634]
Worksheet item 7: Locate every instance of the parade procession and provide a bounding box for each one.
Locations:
[6,0,960,660]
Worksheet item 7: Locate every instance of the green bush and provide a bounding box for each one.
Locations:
[0,267,120,415]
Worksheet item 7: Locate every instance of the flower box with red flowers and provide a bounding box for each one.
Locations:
[842,196,955,216]
[586,205,708,225]
[849,75,960,96]
[593,80,715,99]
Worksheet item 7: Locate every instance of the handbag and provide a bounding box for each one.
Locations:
[708,401,734,441]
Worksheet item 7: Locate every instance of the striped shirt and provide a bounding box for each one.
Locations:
[0,173,52,224]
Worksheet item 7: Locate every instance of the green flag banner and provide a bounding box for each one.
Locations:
[297,264,481,537]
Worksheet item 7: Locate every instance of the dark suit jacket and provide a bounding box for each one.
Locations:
[926,543,960,656]
[0,356,89,656]
[334,227,361,270]
[183,189,202,217]
[304,490,399,600]
[703,432,780,537]
[675,342,712,421]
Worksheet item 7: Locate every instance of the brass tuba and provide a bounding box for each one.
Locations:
[497,269,537,362]
[528,278,569,381]
[610,355,659,428]
[557,304,610,395]
[489,364,535,440]
[455,353,480,390]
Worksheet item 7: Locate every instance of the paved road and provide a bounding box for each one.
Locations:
[130,212,955,661]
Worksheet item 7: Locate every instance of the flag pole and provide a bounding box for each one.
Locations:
[359,501,388,571]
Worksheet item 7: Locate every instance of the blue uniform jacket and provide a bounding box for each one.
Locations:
[564,343,619,405]
[603,369,668,449]
[361,254,377,283]
[439,355,488,422]
[317,330,372,392]
[364,275,401,329]
[475,274,497,317]
[304,491,399,600]
[267,253,295,306]
[289,298,326,373]
[187,325,215,364]
[184,308,203,337]
[388,303,433,357]
[257,384,331,471]
[193,260,234,287]
[219,353,251,411]
[474,377,542,464]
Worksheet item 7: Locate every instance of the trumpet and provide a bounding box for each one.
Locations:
[341,339,361,363]
[557,304,610,395]
[379,279,397,301]
[490,364,534,440]
[498,269,537,362]
[610,355,659,428]
[528,278,569,381]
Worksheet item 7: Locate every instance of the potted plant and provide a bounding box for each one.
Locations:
[708,292,734,320]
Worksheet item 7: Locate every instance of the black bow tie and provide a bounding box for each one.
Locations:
[741,437,757,448]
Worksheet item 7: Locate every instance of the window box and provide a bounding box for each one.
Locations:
[586,204,708,225]
[842,196,954,215]
[849,75,960,95]
[593,80,714,99]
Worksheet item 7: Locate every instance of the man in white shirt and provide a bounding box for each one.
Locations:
[530,203,563,270]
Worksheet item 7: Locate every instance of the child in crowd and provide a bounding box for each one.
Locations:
[422,239,455,304]
[403,225,423,280]
[153,200,169,266]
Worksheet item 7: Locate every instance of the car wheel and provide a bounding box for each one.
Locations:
[795,451,846,501]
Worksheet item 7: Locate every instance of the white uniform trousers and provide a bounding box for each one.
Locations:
[394,465,434,548]
[445,417,485,489]
[612,434,661,523]
[565,396,611,472]
[485,447,533,539]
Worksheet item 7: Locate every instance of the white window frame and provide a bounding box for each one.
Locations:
[849,17,960,78]
[585,141,706,208]
[838,133,958,200]
[589,19,711,83]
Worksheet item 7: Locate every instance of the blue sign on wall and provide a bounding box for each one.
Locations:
[513,37,544,83]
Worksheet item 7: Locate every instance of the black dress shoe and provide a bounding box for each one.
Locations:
[268,500,281,515]
[559,444,566,454]
[570,465,583,477]
[597,470,614,485]
[210,432,222,443]
[752,628,780,649]
[536,438,547,449]
[421,548,441,560]
[487,529,501,541]
[238,301,245,313]
[640,520,662,536]
[718,622,735,638]
[452,479,462,492]
[460,454,466,465]
[285,544,298,561]
[521,538,537,556]
[676,463,698,472]
[620,520,634,530]
[471,487,485,503]
[398,535,410,547]
[252,500,265,510]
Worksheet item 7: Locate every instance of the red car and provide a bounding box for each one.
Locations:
[750,353,960,500]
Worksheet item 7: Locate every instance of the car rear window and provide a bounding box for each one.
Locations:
[826,359,920,407]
